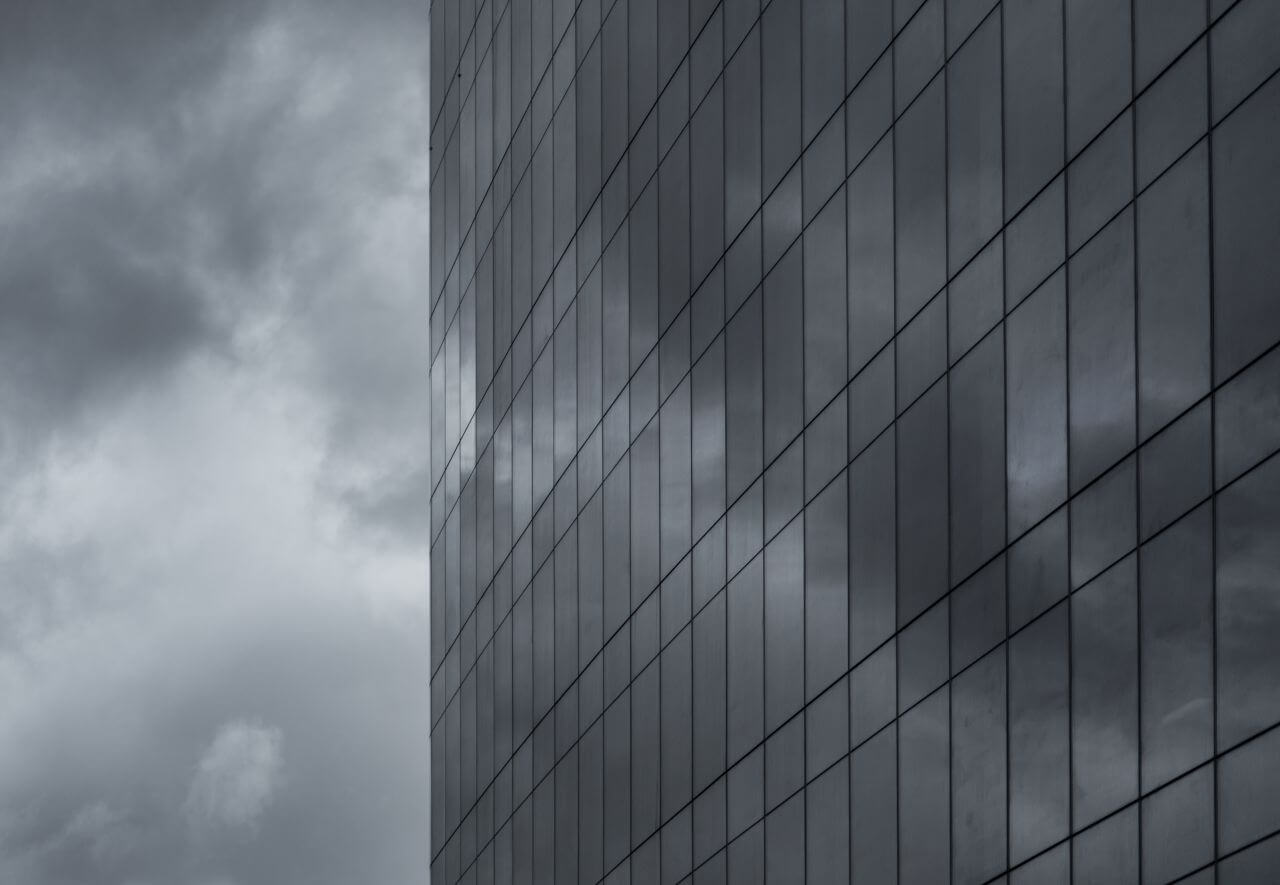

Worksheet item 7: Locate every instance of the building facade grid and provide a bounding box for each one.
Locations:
[429,0,1280,881]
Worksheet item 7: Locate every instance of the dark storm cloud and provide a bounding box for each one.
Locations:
[0,178,224,431]
[0,1,431,883]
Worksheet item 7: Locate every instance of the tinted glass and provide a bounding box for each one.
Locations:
[895,77,947,321]
[1071,555,1139,828]
[1068,210,1136,492]
[1211,73,1280,380]
[1006,272,1068,537]
[950,328,1006,580]
[431,0,1273,877]
[1009,604,1070,863]
[952,649,1008,885]
[1003,0,1064,214]
[899,687,950,884]
[897,381,949,623]
[806,479,849,698]
[947,13,1003,271]
[1136,143,1211,438]
[851,727,897,884]
[1140,505,1214,791]
[1216,453,1280,747]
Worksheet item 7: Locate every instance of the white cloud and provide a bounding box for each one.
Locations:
[184,721,284,838]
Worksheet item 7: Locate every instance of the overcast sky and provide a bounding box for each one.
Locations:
[0,2,431,883]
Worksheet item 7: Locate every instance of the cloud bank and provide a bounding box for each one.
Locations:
[0,1,431,883]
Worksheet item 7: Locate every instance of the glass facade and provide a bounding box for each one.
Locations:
[429,0,1280,880]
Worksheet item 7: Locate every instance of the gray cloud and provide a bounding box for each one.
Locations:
[184,721,284,839]
[0,1,430,883]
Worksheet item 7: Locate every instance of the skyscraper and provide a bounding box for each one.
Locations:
[430,0,1280,881]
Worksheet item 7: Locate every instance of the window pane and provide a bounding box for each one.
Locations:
[1139,504,1214,791]
[692,82,726,284]
[661,379,692,574]
[660,133,692,329]
[950,327,1006,581]
[1071,555,1139,828]
[632,423,660,602]
[848,137,895,374]
[1212,72,1280,380]
[629,0,657,137]
[1139,401,1212,541]
[897,379,949,623]
[764,245,804,462]
[693,592,728,792]
[898,598,948,713]
[804,191,848,419]
[949,235,1004,364]
[847,0,892,89]
[1219,724,1280,854]
[952,648,1008,885]
[1003,0,1064,215]
[947,12,1003,272]
[605,693,632,866]
[894,0,943,115]
[1065,0,1131,154]
[1137,143,1211,439]
[725,27,761,238]
[1006,271,1068,537]
[728,746,765,839]
[899,687,950,885]
[803,0,844,143]
[726,290,764,499]
[851,725,898,884]
[555,530,579,697]
[1134,0,1202,89]
[693,338,727,537]
[764,793,805,885]
[604,455,631,635]
[728,820,765,885]
[895,77,946,322]
[1071,806,1138,885]
[765,715,805,810]
[1136,41,1208,191]
[1005,175,1065,311]
[630,181,659,372]
[765,437,803,541]
[661,628,693,819]
[1009,602,1070,863]
[603,220,630,402]
[1210,0,1280,123]
[1066,111,1133,253]
[1069,456,1136,590]
[896,292,946,409]
[727,556,765,763]
[851,639,896,746]
[951,556,1006,673]
[762,0,802,192]
[806,760,850,882]
[765,517,805,730]
[1141,766,1215,884]
[850,432,897,661]
[806,677,849,778]
[1217,452,1280,747]
[805,478,848,698]
[847,54,892,173]
[1068,210,1136,492]
[806,393,847,501]
[631,662,660,844]
[580,721,605,882]
[1214,344,1280,488]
